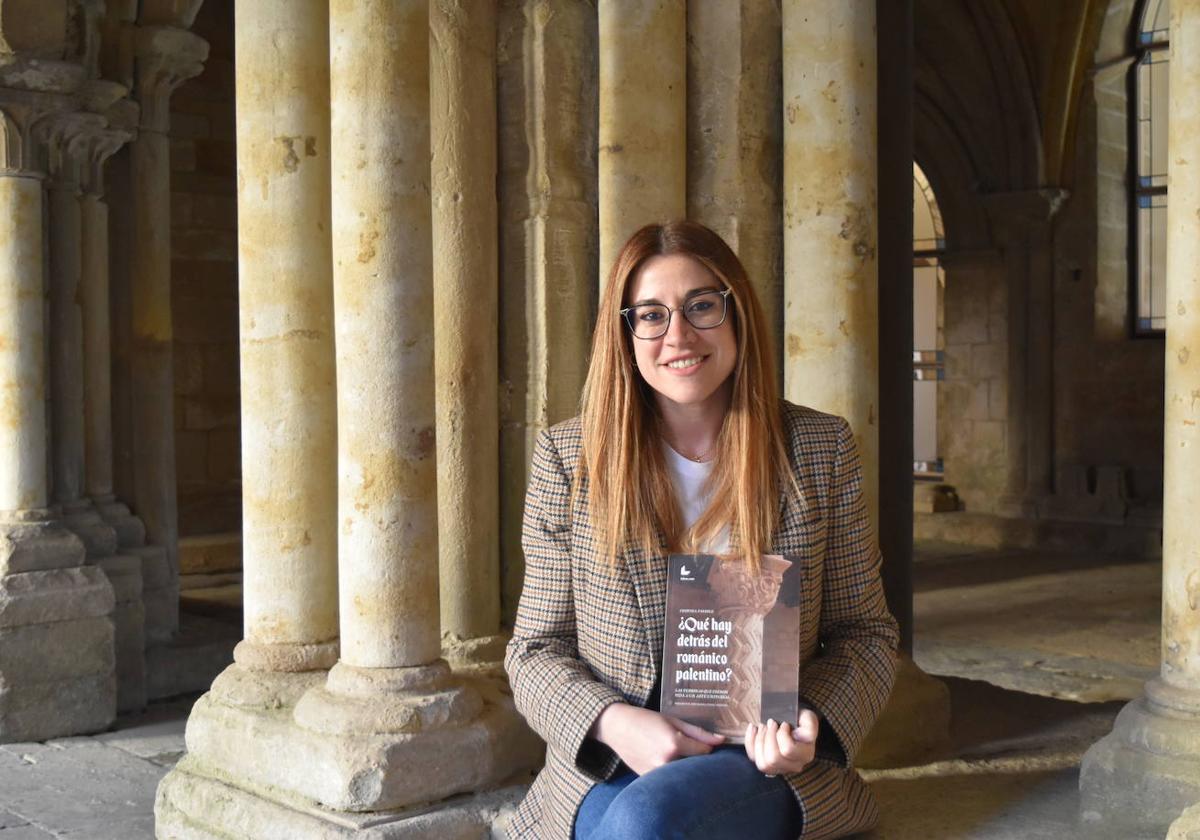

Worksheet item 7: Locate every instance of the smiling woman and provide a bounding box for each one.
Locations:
[504,220,899,840]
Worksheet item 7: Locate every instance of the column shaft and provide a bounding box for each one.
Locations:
[781,1,879,524]
[1162,0,1200,693]
[331,0,438,669]
[81,193,114,500]
[47,176,86,507]
[597,0,685,283]
[431,0,501,644]
[233,0,339,668]
[129,126,178,578]
[497,0,597,624]
[686,0,782,352]
[0,176,48,513]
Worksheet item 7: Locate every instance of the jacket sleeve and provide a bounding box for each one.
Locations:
[798,417,899,767]
[504,428,625,780]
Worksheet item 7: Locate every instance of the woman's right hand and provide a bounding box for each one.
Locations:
[589,703,726,775]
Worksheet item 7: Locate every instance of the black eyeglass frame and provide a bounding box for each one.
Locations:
[618,289,734,340]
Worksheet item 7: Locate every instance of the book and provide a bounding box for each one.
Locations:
[659,553,801,743]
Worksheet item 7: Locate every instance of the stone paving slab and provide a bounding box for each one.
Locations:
[0,736,164,839]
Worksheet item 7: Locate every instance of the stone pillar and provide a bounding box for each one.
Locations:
[44,111,120,559]
[497,0,598,624]
[686,0,782,355]
[158,4,540,831]
[1080,2,1200,833]
[128,25,207,640]
[77,99,147,714]
[227,0,339,678]
[0,79,116,742]
[431,0,505,666]
[781,1,879,525]
[597,0,685,284]
[984,190,1065,518]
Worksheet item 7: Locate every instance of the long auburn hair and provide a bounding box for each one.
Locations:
[578,220,799,568]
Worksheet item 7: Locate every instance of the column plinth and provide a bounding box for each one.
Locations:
[1080,2,1200,834]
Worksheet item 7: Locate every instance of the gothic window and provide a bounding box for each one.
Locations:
[913,163,944,479]
[1133,0,1169,334]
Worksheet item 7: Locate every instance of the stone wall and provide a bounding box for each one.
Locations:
[940,260,1009,513]
[168,0,240,538]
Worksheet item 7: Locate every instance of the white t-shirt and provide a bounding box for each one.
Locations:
[663,443,731,555]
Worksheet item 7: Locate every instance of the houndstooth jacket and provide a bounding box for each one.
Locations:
[504,401,899,840]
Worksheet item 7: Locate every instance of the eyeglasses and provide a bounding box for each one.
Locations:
[619,289,733,340]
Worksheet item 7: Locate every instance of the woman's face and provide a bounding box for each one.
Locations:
[624,254,738,413]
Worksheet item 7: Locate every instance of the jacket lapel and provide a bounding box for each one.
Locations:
[622,532,668,700]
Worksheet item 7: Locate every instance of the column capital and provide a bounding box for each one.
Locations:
[36,109,106,187]
[78,81,137,196]
[0,87,79,175]
[133,24,207,134]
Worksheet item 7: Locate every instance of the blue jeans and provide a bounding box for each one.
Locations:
[572,746,804,840]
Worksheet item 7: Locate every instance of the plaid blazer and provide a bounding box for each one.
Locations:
[504,401,899,840]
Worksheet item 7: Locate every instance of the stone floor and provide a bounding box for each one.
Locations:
[0,545,1169,838]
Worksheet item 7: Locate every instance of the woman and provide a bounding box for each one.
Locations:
[505,221,898,840]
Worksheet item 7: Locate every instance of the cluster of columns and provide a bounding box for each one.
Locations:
[0,5,206,741]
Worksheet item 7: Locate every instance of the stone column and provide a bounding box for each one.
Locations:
[77,99,147,713]
[0,80,116,742]
[128,25,207,640]
[686,0,782,354]
[497,0,598,624]
[984,190,1065,518]
[44,111,120,558]
[1080,2,1200,833]
[431,0,505,665]
[226,0,339,679]
[781,1,879,525]
[597,0,685,284]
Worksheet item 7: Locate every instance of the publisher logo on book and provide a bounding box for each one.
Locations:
[679,564,694,582]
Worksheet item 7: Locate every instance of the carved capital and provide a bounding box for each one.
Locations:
[0,88,75,175]
[36,109,106,186]
[133,25,207,134]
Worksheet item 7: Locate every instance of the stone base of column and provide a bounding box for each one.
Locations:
[96,552,147,713]
[0,522,117,741]
[857,654,953,768]
[132,543,176,646]
[1080,681,1200,837]
[95,496,148,548]
[442,632,509,672]
[156,757,528,840]
[163,661,542,820]
[61,502,120,558]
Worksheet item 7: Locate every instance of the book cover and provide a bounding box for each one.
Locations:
[659,553,801,743]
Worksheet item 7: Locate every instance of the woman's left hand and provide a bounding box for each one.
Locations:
[744,709,819,776]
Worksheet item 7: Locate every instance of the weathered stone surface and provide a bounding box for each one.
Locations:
[0,669,116,742]
[0,736,163,838]
[234,0,339,658]
[210,663,326,711]
[157,760,527,840]
[0,521,86,575]
[0,616,116,683]
[1081,698,1200,837]
[1169,801,1200,840]
[183,677,541,812]
[0,566,115,628]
